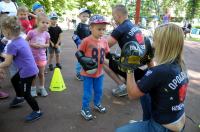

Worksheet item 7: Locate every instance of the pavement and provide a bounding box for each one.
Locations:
[0,30,199,132]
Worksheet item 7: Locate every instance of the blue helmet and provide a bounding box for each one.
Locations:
[32,2,43,12]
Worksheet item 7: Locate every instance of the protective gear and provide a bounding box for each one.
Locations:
[106,52,120,61]
[75,51,98,74]
[72,34,81,48]
[32,2,43,12]
[49,12,58,19]
[89,14,109,25]
[118,41,145,73]
[79,8,91,15]
[140,36,154,65]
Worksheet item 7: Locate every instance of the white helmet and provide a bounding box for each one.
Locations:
[49,12,58,19]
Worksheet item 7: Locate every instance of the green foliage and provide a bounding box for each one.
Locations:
[17,0,77,14]
[171,17,184,22]
[186,0,200,19]
[16,0,200,21]
[194,26,200,29]
[76,0,117,15]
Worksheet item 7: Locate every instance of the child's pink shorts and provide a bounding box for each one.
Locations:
[36,61,47,67]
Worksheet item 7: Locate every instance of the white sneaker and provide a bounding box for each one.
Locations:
[112,84,128,97]
[38,88,48,97]
[129,120,142,124]
[129,120,137,123]
[31,87,37,97]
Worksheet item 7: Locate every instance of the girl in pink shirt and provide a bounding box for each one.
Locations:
[26,13,50,97]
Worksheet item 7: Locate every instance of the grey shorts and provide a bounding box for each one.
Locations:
[48,47,61,54]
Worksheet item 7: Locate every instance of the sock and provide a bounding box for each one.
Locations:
[39,86,44,89]
[36,110,41,113]
[31,86,36,90]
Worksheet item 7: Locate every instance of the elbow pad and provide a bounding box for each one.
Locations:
[72,34,81,47]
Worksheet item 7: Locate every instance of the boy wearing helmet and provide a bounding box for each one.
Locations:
[75,14,110,120]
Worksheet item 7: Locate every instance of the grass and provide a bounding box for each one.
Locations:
[186,37,200,43]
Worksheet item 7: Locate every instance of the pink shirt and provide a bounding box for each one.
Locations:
[27,29,50,61]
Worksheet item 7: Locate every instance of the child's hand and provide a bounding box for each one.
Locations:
[29,13,37,18]
[39,44,49,48]
[50,42,54,47]
[31,43,41,48]
[55,44,60,48]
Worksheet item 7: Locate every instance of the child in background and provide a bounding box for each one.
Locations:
[29,2,45,28]
[0,13,10,99]
[72,8,91,81]
[0,16,42,121]
[17,5,33,34]
[0,13,8,61]
[48,12,63,71]
[76,14,110,120]
[26,13,50,97]
[163,8,171,24]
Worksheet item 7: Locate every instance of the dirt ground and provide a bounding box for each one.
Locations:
[0,31,199,132]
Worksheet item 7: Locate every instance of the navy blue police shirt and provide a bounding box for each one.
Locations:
[137,61,189,124]
[74,23,91,40]
[111,19,144,49]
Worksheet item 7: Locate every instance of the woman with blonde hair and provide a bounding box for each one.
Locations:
[116,23,188,132]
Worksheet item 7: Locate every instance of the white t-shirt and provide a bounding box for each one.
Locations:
[0,1,17,16]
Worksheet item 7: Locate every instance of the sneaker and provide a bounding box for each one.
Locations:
[9,97,25,108]
[112,84,128,97]
[49,64,54,71]
[129,120,137,123]
[76,74,83,81]
[94,104,106,113]
[38,88,48,97]
[56,63,62,69]
[81,108,93,120]
[0,91,9,99]
[25,111,43,122]
[31,87,37,97]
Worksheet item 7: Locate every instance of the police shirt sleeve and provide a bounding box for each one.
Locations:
[111,28,122,41]
[137,69,160,93]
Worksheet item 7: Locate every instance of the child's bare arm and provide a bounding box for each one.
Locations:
[0,54,13,68]
[55,33,62,48]
[41,39,50,48]
[50,41,54,47]
[30,43,41,48]
[29,13,37,18]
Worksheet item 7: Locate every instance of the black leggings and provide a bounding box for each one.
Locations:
[11,72,39,111]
